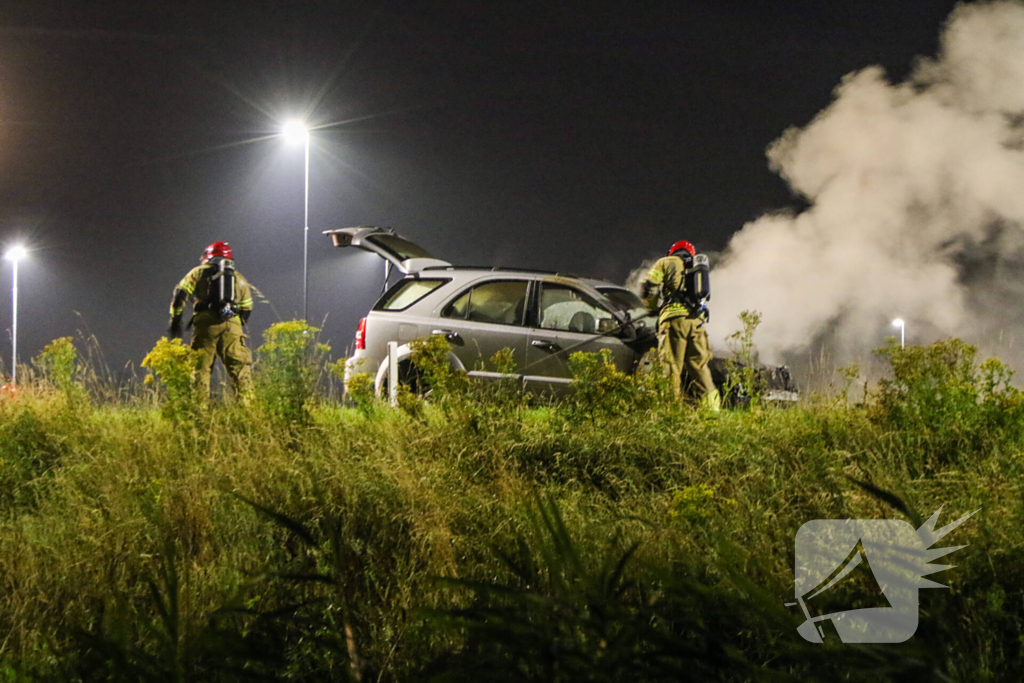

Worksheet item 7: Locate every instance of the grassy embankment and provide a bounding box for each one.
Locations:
[0,327,1021,681]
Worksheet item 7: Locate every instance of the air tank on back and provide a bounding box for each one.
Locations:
[686,253,710,303]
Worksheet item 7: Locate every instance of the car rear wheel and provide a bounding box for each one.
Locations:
[378,360,430,399]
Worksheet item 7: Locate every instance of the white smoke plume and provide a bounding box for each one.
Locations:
[709,0,1024,369]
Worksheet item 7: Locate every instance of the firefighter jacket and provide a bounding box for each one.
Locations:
[169,262,254,324]
[642,255,694,325]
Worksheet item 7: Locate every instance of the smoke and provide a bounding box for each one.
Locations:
[625,258,659,295]
[709,1,1024,369]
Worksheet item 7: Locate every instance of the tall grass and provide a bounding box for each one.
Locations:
[0,329,1019,680]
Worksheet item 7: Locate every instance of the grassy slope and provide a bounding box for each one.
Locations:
[0,345,1022,680]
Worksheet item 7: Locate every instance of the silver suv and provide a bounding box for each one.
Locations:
[327,226,798,403]
[327,226,655,396]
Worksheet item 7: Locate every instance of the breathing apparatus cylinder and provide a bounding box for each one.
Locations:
[210,258,238,320]
[686,254,710,302]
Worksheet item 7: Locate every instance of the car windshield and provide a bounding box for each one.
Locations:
[598,287,645,313]
[365,234,435,261]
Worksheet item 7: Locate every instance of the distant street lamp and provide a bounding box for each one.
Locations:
[892,318,905,349]
[283,120,311,321]
[4,246,27,385]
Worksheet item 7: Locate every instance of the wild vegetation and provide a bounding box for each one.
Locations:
[0,319,1020,681]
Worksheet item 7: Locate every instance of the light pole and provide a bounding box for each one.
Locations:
[283,121,311,321]
[4,246,27,385]
[892,318,905,349]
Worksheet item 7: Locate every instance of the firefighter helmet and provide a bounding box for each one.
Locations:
[668,240,695,258]
[203,241,232,262]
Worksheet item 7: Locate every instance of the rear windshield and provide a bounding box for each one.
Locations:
[365,234,435,261]
[598,287,645,312]
[374,278,448,311]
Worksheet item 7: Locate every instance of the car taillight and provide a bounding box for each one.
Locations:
[355,317,367,351]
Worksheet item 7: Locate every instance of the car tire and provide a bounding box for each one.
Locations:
[379,360,430,399]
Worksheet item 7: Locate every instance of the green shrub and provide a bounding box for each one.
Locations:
[873,338,1024,468]
[724,309,765,407]
[836,362,863,405]
[254,320,330,425]
[669,483,735,522]
[348,372,379,416]
[568,348,639,419]
[567,348,667,421]
[406,334,470,399]
[32,337,80,393]
[141,337,203,421]
[328,356,383,419]
[405,335,525,421]
[0,407,66,510]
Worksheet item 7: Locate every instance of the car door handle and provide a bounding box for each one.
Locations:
[432,329,462,342]
[531,339,560,351]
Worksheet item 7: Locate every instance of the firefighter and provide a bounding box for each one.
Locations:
[641,240,721,411]
[168,241,254,396]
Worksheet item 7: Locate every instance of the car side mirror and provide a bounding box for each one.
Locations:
[598,318,619,335]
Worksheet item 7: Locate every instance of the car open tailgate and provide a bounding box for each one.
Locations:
[324,226,451,274]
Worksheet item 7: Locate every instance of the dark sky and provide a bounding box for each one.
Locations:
[0,0,963,375]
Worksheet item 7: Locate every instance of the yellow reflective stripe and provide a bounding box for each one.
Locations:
[235,278,253,309]
[171,306,184,316]
[176,267,204,294]
[176,272,197,294]
[659,303,689,323]
[646,268,665,284]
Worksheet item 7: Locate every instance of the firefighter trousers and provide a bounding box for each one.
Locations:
[191,316,252,397]
[658,315,721,410]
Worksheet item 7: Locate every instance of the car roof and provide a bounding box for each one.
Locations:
[421,265,570,276]
[579,278,634,292]
[417,267,624,286]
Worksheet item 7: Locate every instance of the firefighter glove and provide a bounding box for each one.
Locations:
[168,316,183,339]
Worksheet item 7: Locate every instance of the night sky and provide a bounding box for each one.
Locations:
[0,0,963,377]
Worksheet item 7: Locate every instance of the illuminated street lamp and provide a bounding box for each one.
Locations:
[283,120,311,321]
[4,246,27,385]
[892,318,905,349]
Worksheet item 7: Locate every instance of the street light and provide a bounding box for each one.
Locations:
[4,246,27,385]
[283,120,311,321]
[892,318,905,349]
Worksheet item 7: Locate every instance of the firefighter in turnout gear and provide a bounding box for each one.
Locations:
[642,240,721,411]
[168,241,254,396]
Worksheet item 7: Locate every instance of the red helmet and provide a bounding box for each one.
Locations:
[203,241,232,262]
[668,240,695,258]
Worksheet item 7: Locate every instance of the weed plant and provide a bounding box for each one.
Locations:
[254,320,331,425]
[873,337,1024,471]
[723,309,766,407]
[32,338,80,395]
[142,337,204,421]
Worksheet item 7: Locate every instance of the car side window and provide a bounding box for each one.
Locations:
[375,278,448,312]
[442,290,471,320]
[442,280,528,326]
[539,284,616,334]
